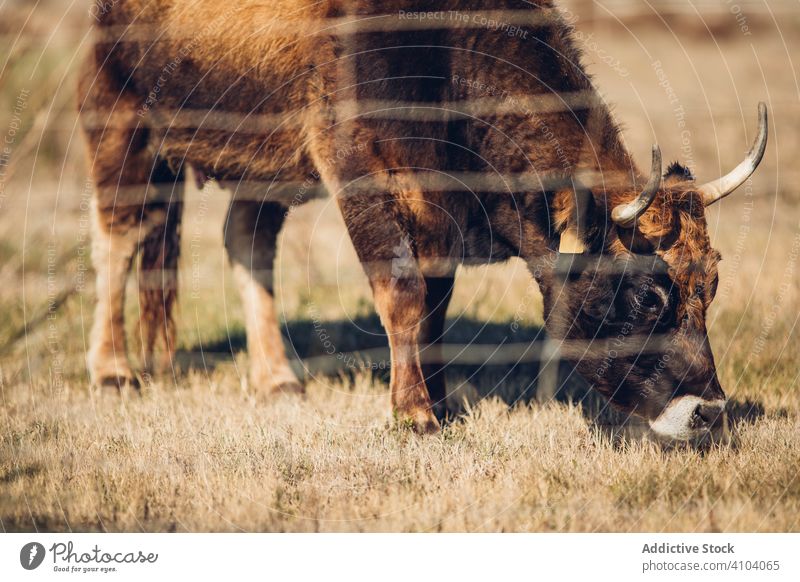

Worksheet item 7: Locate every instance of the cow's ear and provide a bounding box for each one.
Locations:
[663,161,694,186]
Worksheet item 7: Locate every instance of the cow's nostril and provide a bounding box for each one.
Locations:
[694,403,722,427]
[692,404,705,427]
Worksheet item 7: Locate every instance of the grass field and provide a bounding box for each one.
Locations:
[1,2,799,532]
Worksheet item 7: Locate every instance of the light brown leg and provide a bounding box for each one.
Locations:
[81,54,185,388]
[89,205,137,388]
[373,258,440,433]
[306,111,443,431]
[85,138,180,389]
[89,202,167,388]
[224,200,302,396]
[336,203,439,433]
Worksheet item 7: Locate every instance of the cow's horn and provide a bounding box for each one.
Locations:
[699,102,768,205]
[611,145,662,228]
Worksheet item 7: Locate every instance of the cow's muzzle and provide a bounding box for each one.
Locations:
[648,395,728,441]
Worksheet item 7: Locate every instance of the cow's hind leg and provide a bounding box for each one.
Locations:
[89,202,142,389]
[137,166,183,378]
[88,160,182,388]
[224,200,302,397]
[81,60,183,388]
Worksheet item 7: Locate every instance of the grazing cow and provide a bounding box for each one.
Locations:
[79,0,767,439]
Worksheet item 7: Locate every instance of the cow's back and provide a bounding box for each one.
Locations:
[82,0,629,191]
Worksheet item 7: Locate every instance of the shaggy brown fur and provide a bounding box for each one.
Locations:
[79,0,742,433]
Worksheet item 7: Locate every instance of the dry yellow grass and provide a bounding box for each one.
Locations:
[1,370,798,532]
[1,185,798,532]
[1,3,799,532]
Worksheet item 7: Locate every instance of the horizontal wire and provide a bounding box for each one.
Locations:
[90,9,567,44]
[5,336,677,367]
[89,167,618,209]
[77,89,599,131]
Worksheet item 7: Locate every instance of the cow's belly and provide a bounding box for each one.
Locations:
[143,72,322,203]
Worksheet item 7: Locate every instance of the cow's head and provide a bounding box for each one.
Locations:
[539,104,767,441]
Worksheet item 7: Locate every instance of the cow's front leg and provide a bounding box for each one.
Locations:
[373,269,439,434]
[420,274,454,422]
[340,208,439,433]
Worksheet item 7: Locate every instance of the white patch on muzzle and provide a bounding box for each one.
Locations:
[648,395,727,441]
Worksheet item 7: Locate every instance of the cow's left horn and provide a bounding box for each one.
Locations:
[611,145,662,228]
[699,102,768,205]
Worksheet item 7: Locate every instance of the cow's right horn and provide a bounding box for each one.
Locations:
[611,145,662,228]
[698,102,768,205]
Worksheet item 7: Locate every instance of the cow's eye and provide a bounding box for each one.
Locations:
[637,290,663,312]
[623,284,666,317]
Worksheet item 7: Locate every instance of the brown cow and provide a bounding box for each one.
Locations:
[78,0,766,439]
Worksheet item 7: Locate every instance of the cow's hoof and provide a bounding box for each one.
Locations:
[414,417,441,435]
[270,381,306,396]
[97,375,140,391]
[397,409,441,435]
[252,381,306,404]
